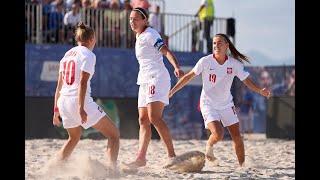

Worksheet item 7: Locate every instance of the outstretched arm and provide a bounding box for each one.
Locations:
[160,45,184,78]
[243,77,271,98]
[169,71,197,98]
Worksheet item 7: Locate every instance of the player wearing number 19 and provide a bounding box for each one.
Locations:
[52,22,120,171]
[169,34,271,167]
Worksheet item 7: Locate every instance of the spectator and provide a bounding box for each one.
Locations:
[81,0,92,9]
[92,0,109,9]
[120,0,134,48]
[64,3,81,44]
[238,87,254,134]
[48,1,65,43]
[195,0,214,54]
[66,0,81,10]
[252,69,273,133]
[109,0,120,9]
[273,69,295,96]
[50,0,65,12]
[65,0,74,10]
[149,5,161,34]
[64,3,81,27]
[260,70,273,90]
[191,20,201,52]
[130,0,150,10]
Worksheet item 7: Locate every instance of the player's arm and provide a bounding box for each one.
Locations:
[53,72,63,126]
[169,70,197,98]
[78,71,90,124]
[243,77,271,98]
[160,46,184,78]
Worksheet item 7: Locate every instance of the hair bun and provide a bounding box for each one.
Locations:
[77,22,86,29]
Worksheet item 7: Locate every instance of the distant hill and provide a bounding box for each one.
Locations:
[245,50,295,66]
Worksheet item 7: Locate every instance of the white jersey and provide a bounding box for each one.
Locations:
[192,54,250,110]
[135,27,170,85]
[59,45,96,97]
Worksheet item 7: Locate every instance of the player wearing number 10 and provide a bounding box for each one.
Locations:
[169,34,271,167]
[52,22,120,171]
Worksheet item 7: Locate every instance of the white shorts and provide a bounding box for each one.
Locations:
[138,79,170,108]
[201,105,239,129]
[57,96,106,129]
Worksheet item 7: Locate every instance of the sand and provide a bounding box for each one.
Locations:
[25,134,295,179]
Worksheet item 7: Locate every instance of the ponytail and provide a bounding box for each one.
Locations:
[215,33,250,64]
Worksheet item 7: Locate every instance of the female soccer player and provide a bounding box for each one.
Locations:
[169,33,271,167]
[52,22,120,170]
[127,7,184,167]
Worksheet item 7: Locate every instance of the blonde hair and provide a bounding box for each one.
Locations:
[75,22,95,43]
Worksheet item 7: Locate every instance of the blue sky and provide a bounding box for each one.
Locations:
[163,0,295,65]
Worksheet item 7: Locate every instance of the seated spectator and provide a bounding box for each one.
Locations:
[64,3,81,44]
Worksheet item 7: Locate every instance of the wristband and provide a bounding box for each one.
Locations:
[54,107,59,113]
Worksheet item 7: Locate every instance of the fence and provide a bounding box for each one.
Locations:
[25,3,230,52]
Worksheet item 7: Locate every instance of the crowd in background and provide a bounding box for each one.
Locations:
[25,0,164,47]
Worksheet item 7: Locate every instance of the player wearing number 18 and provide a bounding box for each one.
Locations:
[52,22,120,171]
[126,8,185,168]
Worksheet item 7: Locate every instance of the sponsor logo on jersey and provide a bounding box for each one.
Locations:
[227,67,232,74]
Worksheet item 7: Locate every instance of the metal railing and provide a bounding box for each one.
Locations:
[25,3,230,52]
[162,12,228,52]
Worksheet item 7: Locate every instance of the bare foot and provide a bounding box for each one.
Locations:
[206,154,219,166]
[124,158,147,168]
[163,156,176,168]
[206,154,216,161]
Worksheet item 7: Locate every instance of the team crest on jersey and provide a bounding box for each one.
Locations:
[227,67,232,74]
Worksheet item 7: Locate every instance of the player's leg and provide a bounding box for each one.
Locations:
[147,101,176,158]
[221,106,245,166]
[206,121,224,161]
[92,115,120,168]
[137,108,151,164]
[227,122,245,166]
[57,126,82,160]
[126,107,151,167]
[126,84,151,168]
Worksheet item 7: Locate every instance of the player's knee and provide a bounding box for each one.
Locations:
[112,128,120,140]
[139,116,150,127]
[149,116,162,126]
[232,133,243,144]
[217,132,224,141]
[68,135,81,143]
[213,130,224,141]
